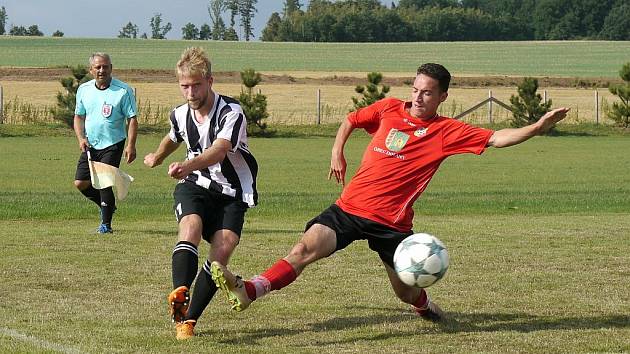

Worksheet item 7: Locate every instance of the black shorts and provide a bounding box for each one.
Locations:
[74,140,126,181]
[305,204,413,269]
[173,181,248,242]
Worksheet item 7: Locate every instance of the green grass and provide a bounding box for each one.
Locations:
[1,37,629,77]
[0,131,629,353]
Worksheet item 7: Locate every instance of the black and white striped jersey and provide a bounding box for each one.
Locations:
[168,92,258,207]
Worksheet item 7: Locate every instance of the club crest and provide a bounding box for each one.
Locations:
[102,103,113,118]
[385,129,409,152]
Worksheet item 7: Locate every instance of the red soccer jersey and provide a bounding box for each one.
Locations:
[336,98,494,232]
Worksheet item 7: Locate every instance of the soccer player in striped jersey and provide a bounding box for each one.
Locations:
[73,53,138,234]
[210,63,569,323]
[143,47,258,340]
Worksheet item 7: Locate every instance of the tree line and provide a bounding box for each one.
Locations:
[0,5,63,37]
[2,0,629,41]
[262,0,630,42]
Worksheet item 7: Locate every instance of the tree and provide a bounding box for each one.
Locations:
[9,25,27,36]
[509,77,552,129]
[352,72,390,110]
[0,6,7,35]
[224,27,239,40]
[283,0,302,17]
[199,24,212,39]
[150,13,172,39]
[118,22,139,38]
[261,12,282,41]
[51,66,92,128]
[182,22,199,40]
[236,68,268,133]
[226,0,239,28]
[26,25,43,36]
[600,3,630,40]
[605,62,630,128]
[52,30,64,37]
[398,0,459,9]
[208,0,227,40]
[238,0,257,41]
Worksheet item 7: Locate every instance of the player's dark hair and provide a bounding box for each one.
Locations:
[417,63,451,93]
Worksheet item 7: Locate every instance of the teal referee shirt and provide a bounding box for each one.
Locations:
[75,78,137,150]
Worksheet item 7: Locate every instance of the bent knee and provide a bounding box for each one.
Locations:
[74,180,90,190]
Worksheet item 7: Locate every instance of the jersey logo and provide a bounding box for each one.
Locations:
[414,127,428,137]
[385,129,409,152]
[102,103,113,118]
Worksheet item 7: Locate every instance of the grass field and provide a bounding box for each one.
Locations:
[1,37,629,77]
[0,131,629,353]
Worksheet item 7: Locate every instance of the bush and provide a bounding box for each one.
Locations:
[509,77,552,130]
[50,66,91,128]
[352,72,390,110]
[605,62,630,128]
[236,68,268,134]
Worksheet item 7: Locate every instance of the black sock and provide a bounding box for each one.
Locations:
[80,185,101,206]
[186,260,218,321]
[172,241,199,288]
[100,187,116,225]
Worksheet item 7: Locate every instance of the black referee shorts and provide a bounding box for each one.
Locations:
[74,140,125,181]
[173,181,248,242]
[305,204,413,269]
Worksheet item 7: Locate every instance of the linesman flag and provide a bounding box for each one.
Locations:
[87,151,134,201]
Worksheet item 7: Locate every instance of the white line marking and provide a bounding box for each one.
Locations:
[0,327,84,354]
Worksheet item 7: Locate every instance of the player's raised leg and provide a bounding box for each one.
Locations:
[212,223,337,311]
[383,261,444,322]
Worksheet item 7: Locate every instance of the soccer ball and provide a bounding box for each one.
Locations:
[393,233,449,288]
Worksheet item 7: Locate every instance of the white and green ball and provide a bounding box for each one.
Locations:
[394,233,449,288]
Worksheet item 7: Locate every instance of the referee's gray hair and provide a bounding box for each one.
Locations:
[89,52,111,66]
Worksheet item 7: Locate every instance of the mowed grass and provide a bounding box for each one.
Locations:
[1,37,629,77]
[0,133,629,353]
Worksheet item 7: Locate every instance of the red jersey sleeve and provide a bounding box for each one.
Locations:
[347,98,398,135]
[442,119,494,156]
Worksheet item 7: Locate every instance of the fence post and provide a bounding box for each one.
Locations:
[0,84,3,124]
[544,90,547,104]
[595,89,599,125]
[317,88,321,125]
[487,90,493,124]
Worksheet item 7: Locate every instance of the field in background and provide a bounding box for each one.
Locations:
[0,135,628,353]
[0,80,618,125]
[1,37,629,77]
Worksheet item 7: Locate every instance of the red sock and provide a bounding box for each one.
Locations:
[262,259,297,291]
[412,289,428,309]
[246,259,297,300]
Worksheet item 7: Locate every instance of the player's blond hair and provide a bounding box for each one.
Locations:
[176,47,212,78]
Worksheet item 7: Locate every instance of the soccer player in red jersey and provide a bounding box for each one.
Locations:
[211,63,569,321]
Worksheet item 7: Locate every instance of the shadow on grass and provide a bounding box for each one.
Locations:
[208,305,630,346]
[440,311,630,333]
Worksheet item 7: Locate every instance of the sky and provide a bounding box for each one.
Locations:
[0,0,300,40]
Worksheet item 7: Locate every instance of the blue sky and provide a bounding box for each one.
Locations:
[0,0,293,40]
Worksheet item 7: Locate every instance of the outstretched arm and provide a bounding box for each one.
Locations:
[488,107,570,148]
[144,135,180,168]
[328,118,356,186]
